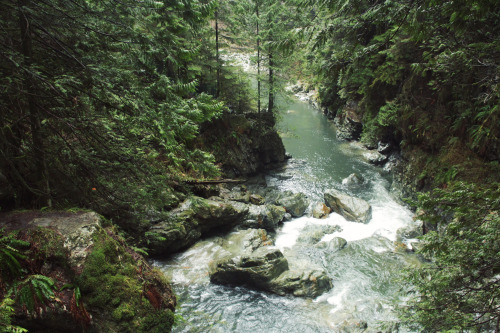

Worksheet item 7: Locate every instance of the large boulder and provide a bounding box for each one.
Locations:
[270,269,333,298]
[1,211,176,333]
[276,191,309,217]
[148,197,249,255]
[334,102,363,141]
[241,204,286,230]
[209,246,333,298]
[200,113,286,177]
[210,247,289,290]
[28,211,101,270]
[324,189,372,223]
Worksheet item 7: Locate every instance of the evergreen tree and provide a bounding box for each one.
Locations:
[0,0,224,217]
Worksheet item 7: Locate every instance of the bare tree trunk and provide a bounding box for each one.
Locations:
[268,50,274,113]
[19,0,51,207]
[256,3,261,112]
[215,9,220,97]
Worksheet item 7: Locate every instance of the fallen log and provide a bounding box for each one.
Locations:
[184,179,247,185]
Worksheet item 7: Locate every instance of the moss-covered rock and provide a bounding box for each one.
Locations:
[1,211,176,333]
[147,196,249,255]
[77,228,175,333]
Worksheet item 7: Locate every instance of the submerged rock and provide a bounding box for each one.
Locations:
[324,189,372,223]
[297,224,341,244]
[315,237,347,252]
[210,247,289,290]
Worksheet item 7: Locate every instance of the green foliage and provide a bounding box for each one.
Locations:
[402,183,500,331]
[0,0,225,220]
[0,296,27,333]
[13,275,55,313]
[0,230,29,283]
[0,229,58,332]
[299,0,499,161]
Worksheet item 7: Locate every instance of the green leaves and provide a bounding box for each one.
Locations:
[403,183,500,331]
[0,0,225,216]
[0,230,29,282]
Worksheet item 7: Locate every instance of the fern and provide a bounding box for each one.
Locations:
[0,296,28,333]
[0,230,29,282]
[13,275,55,313]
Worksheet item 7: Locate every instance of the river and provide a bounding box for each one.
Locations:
[155,94,420,332]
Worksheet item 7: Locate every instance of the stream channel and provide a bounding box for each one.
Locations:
[155,92,421,332]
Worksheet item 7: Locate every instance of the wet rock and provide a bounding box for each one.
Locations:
[383,152,401,173]
[334,102,363,141]
[363,150,388,166]
[324,189,372,223]
[297,225,341,244]
[315,237,347,252]
[312,202,331,219]
[148,197,249,255]
[377,141,393,154]
[283,213,293,221]
[342,173,365,187]
[276,191,309,217]
[249,193,265,205]
[241,204,286,230]
[270,269,333,298]
[222,228,272,254]
[210,247,289,290]
[396,221,423,241]
[209,246,333,298]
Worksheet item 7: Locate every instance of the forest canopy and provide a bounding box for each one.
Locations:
[0,0,227,216]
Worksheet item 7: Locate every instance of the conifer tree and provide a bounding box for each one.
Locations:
[0,0,224,217]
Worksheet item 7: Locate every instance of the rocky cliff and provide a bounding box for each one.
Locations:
[199,112,286,177]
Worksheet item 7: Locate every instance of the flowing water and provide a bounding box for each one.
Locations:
[155,95,420,332]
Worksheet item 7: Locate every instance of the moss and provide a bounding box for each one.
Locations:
[139,310,174,333]
[77,228,175,332]
[20,227,70,273]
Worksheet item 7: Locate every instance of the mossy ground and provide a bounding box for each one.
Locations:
[77,228,174,333]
